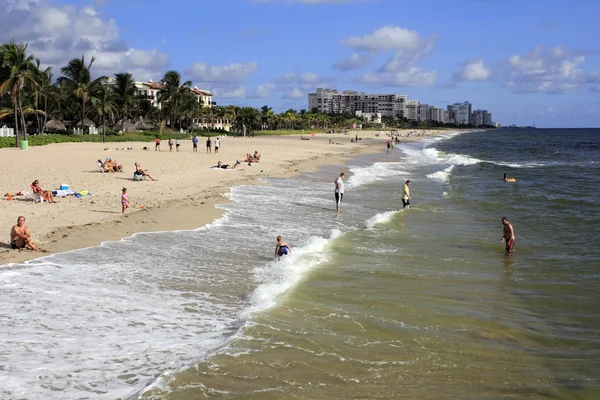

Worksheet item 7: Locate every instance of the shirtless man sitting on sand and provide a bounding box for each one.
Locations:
[10,216,38,251]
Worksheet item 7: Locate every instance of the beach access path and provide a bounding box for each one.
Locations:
[0,130,455,265]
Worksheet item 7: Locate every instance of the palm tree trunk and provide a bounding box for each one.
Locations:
[42,97,48,134]
[18,90,27,142]
[82,98,86,135]
[14,108,20,148]
[102,113,106,143]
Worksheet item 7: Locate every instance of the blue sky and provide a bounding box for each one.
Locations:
[2,0,599,127]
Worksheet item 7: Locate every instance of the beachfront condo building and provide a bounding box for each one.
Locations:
[472,109,493,127]
[104,78,213,111]
[308,88,408,119]
[447,101,472,125]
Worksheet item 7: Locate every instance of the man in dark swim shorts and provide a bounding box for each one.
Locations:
[10,216,38,251]
[501,217,515,253]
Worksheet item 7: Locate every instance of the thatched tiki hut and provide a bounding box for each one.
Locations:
[76,118,95,127]
[45,119,66,131]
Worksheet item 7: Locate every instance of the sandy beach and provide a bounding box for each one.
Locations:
[0,129,457,265]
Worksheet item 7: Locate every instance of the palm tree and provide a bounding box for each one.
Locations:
[57,55,106,133]
[158,70,192,130]
[0,41,37,146]
[92,82,118,143]
[31,59,54,134]
[112,72,136,126]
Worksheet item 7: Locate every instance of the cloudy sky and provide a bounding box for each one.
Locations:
[2,0,599,127]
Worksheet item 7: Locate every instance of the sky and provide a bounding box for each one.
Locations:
[1,0,599,127]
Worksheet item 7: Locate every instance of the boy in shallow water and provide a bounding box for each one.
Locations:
[274,236,291,259]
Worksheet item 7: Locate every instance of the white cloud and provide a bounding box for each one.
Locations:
[340,25,436,87]
[254,82,276,97]
[333,53,373,71]
[342,25,433,54]
[211,86,247,98]
[502,46,593,94]
[358,68,438,87]
[184,61,258,83]
[0,0,170,80]
[282,88,304,99]
[453,59,492,81]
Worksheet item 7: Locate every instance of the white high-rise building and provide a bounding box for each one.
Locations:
[472,109,493,127]
[405,100,420,121]
[447,101,472,125]
[308,88,408,118]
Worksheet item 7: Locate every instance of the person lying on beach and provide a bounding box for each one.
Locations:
[31,180,56,203]
[134,163,156,181]
[213,161,240,170]
[10,216,38,251]
[274,235,291,259]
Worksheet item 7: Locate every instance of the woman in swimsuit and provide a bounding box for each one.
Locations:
[31,180,56,203]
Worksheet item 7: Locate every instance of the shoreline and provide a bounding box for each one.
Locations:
[0,130,469,266]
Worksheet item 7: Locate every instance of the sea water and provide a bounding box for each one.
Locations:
[1,129,599,399]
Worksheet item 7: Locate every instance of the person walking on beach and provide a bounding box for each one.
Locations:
[402,180,412,209]
[335,172,345,213]
[176,138,181,152]
[501,217,515,253]
[215,137,220,153]
[155,137,161,151]
[206,136,212,153]
[10,216,38,251]
[274,235,291,259]
[121,187,130,214]
[168,138,173,152]
[192,135,198,152]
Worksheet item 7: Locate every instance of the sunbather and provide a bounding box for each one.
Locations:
[31,180,56,203]
[214,161,240,170]
[105,158,123,172]
[244,151,261,163]
[134,163,156,180]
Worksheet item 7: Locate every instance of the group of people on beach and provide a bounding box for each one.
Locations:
[156,136,220,154]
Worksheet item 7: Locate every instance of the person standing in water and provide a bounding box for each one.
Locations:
[501,217,516,253]
[402,180,412,209]
[334,172,346,213]
[275,236,291,259]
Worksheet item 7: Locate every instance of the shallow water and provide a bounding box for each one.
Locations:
[2,129,599,399]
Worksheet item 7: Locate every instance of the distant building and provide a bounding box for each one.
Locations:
[308,88,407,118]
[447,101,472,125]
[405,100,420,121]
[472,109,493,127]
[104,78,213,110]
[355,111,382,124]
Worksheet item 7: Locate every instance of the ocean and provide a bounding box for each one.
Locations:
[1,129,599,399]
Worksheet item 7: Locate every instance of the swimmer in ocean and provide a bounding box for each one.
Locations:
[275,235,291,259]
[503,173,515,182]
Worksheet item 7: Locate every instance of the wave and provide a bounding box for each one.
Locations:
[248,229,343,313]
[366,210,400,229]
[427,166,455,183]
[346,162,408,189]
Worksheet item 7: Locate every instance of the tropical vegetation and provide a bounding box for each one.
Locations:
[0,40,488,148]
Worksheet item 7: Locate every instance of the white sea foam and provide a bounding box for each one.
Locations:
[427,166,455,183]
[249,229,342,313]
[346,162,406,188]
[366,210,400,229]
